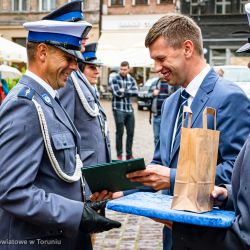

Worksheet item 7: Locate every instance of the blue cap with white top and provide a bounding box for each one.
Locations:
[23,20,92,60]
[42,0,84,22]
[82,42,102,66]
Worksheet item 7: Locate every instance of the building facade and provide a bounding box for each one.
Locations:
[98,0,176,85]
[180,0,250,66]
[0,0,100,46]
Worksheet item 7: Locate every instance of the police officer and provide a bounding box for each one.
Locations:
[0,19,120,250]
[43,1,111,203]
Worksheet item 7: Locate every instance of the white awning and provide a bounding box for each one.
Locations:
[0,37,27,63]
[97,31,154,67]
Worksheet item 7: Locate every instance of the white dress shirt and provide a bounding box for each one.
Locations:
[171,64,211,152]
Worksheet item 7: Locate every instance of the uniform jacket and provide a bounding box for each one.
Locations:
[221,134,250,249]
[58,70,111,167]
[152,68,250,195]
[0,75,91,250]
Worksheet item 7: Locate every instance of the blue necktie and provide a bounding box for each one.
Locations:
[173,89,190,147]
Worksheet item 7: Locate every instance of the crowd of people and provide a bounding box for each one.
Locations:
[1,1,250,250]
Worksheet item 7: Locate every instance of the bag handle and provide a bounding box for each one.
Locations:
[202,107,217,130]
[181,106,192,128]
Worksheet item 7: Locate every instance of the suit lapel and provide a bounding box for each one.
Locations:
[169,69,219,164]
[164,91,181,164]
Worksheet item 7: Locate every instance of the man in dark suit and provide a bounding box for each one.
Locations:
[0,19,120,250]
[172,3,250,249]
[126,13,250,250]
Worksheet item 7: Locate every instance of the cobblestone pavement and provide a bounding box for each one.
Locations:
[94,99,163,250]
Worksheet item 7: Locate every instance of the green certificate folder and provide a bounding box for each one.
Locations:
[81,158,146,193]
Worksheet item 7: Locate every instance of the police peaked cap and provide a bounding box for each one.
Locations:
[42,0,84,22]
[82,43,103,66]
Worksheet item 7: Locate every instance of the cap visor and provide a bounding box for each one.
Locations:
[236,43,250,53]
[54,45,84,61]
[82,59,103,66]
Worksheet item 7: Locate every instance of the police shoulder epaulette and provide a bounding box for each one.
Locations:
[18,86,35,100]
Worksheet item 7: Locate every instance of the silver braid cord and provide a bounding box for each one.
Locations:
[71,72,99,117]
[32,98,82,183]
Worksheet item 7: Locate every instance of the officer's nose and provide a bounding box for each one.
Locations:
[70,59,78,71]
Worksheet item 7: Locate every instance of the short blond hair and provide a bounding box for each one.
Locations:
[145,13,204,56]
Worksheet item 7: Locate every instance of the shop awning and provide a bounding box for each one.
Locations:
[96,31,154,67]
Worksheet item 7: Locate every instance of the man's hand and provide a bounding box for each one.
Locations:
[151,218,173,229]
[126,164,171,190]
[211,186,228,207]
[153,89,160,96]
[90,190,124,202]
[90,190,112,201]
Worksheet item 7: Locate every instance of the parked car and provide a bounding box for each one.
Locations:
[137,77,158,110]
[214,65,250,98]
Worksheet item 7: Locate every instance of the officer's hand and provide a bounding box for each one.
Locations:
[86,200,107,216]
[79,203,121,234]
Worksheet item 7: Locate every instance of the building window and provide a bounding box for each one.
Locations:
[189,0,207,15]
[240,0,248,13]
[215,0,231,14]
[157,0,170,3]
[12,0,28,11]
[209,48,240,66]
[109,0,124,6]
[38,0,56,11]
[132,0,149,5]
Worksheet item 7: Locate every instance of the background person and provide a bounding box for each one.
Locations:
[126,13,250,250]
[0,19,120,250]
[109,61,138,161]
[149,72,178,146]
[78,42,102,98]
[0,74,9,105]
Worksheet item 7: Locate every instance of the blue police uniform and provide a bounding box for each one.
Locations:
[59,70,111,168]
[60,44,109,167]
[0,19,94,250]
[43,0,111,181]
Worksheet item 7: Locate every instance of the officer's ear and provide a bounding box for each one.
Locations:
[36,43,49,63]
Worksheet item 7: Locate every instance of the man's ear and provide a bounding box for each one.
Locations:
[183,40,194,59]
[36,43,48,63]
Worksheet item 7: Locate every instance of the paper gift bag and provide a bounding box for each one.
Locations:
[171,106,220,213]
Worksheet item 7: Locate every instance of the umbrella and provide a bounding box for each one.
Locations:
[0,64,22,79]
[0,37,27,63]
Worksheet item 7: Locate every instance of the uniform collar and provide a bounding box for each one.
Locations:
[25,70,57,99]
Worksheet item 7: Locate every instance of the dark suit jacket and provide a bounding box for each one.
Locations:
[153,68,250,195]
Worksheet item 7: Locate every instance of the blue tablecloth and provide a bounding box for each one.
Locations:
[107,192,235,228]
